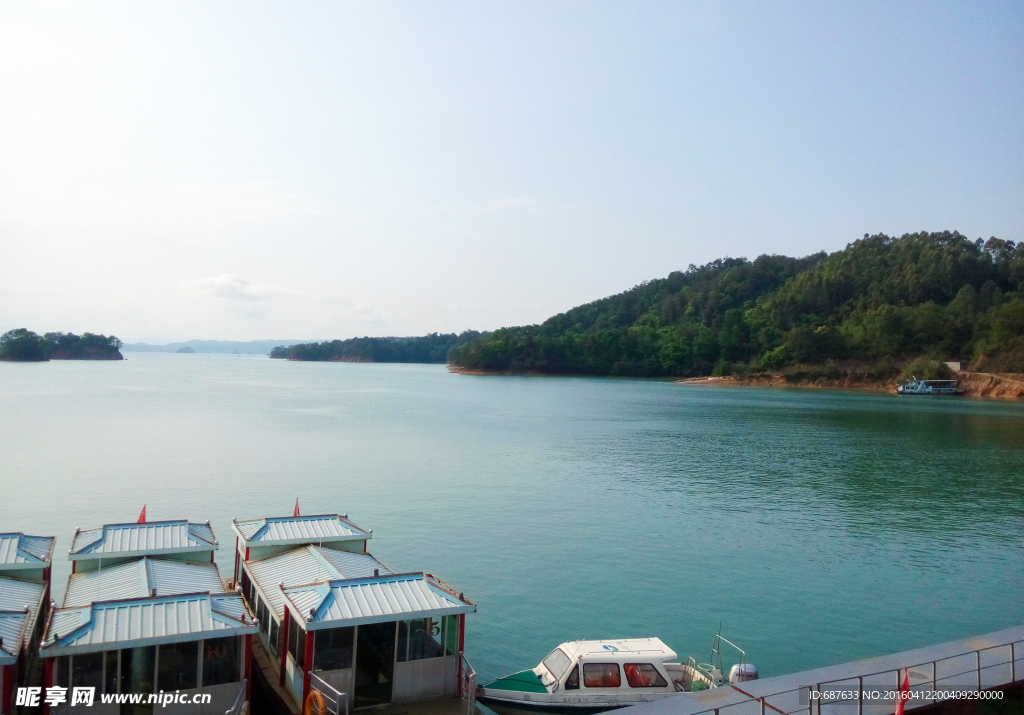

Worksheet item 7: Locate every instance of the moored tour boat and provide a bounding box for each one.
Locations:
[896,377,963,395]
[477,636,757,715]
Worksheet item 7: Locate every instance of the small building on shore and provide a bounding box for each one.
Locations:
[39,520,257,715]
[0,532,55,714]
[231,513,476,714]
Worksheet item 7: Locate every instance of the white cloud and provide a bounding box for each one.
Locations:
[191,274,296,302]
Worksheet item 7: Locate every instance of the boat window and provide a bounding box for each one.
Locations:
[104,651,118,694]
[203,636,242,686]
[55,656,70,688]
[397,620,409,662]
[256,597,269,636]
[443,615,459,656]
[268,616,279,656]
[119,646,156,697]
[157,641,199,691]
[542,648,572,679]
[564,665,580,690]
[624,663,668,688]
[583,663,621,687]
[315,626,355,671]
[397,618,445,661]
[288,616,306,669]
[71,651,103,690]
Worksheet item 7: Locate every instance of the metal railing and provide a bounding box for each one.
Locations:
[307,671,349,715]
[225,678,248,715]
[680,639,1022,715]
[460,651,477,715]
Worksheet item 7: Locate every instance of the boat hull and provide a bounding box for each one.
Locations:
[478,695,632,715]
[896,390,963,395]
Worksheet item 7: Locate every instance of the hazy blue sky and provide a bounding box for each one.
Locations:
[1,2,1021,342]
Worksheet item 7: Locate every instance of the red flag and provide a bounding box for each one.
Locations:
[137,505,147,524]
[894,670,910,715]
[293,498,300,517]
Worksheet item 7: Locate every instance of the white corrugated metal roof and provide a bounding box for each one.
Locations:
[244,545,391,620]
[245,546,341,619]
[63,558,225,608]
[42,593,257,657]
[232,514,370,546]
[0,612,28,665]
[0,577,45,614]
[318,549,392,579]
[0,576,46,664]
[0,533,55,569]
[149,558,224,595]
[69,521,218,560]
[64,561,147,607]
[285,574,475,631]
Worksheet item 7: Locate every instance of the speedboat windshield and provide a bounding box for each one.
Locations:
[541,648,572,680]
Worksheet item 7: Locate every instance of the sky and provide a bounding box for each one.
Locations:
[1,2,1022,343]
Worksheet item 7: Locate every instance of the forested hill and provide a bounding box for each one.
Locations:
[270,331,482,363]
[448,232,1024,379]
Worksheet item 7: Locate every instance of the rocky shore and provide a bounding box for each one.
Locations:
[676,371,1024,399]
[449,364,1024,399]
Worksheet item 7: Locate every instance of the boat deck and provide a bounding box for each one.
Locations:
[356,697,477,715]
[250,639,474,715]
[251,639,303,715]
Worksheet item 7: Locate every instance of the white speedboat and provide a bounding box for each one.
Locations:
[477,636,757,715]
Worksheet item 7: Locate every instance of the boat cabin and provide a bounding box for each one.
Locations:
[0,532,55,715]
[479,638,717,714]
[231,513,476,714]
[40,519,256,715]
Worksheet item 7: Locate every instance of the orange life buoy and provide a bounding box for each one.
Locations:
[304,689,328,715]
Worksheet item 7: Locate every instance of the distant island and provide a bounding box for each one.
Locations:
[0,329,124,361]
[447,231,1024,388]
[175,346,196,353]
[270,332,482,362]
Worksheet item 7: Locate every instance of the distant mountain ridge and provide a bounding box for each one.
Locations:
[123,339,307,354]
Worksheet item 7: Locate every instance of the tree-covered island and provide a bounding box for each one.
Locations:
[270,331,482,362]
[0,329,124,361]
[447,232,1024,383]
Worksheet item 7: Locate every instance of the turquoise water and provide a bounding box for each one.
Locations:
[1,354,1022,683]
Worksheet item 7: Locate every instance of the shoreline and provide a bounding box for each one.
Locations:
[448,365,1024,400]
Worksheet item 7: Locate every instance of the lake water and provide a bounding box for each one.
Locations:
[2,353,1022,683]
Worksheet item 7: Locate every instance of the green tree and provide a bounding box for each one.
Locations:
[0,329,47,361]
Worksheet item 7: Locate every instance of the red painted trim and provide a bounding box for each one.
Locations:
[3,664,15,715]
[245,634,253,701]
[42,657,54,715]
[302,628,314,704]
[279,608,289,687]
[245,547,249,561]
[362,540,367,554]
[71,560,76,574]
[233,537,240,585]
[211,551,215,563]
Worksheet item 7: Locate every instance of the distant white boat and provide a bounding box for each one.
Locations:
[896,377,963,395]
[477,635,756,715]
